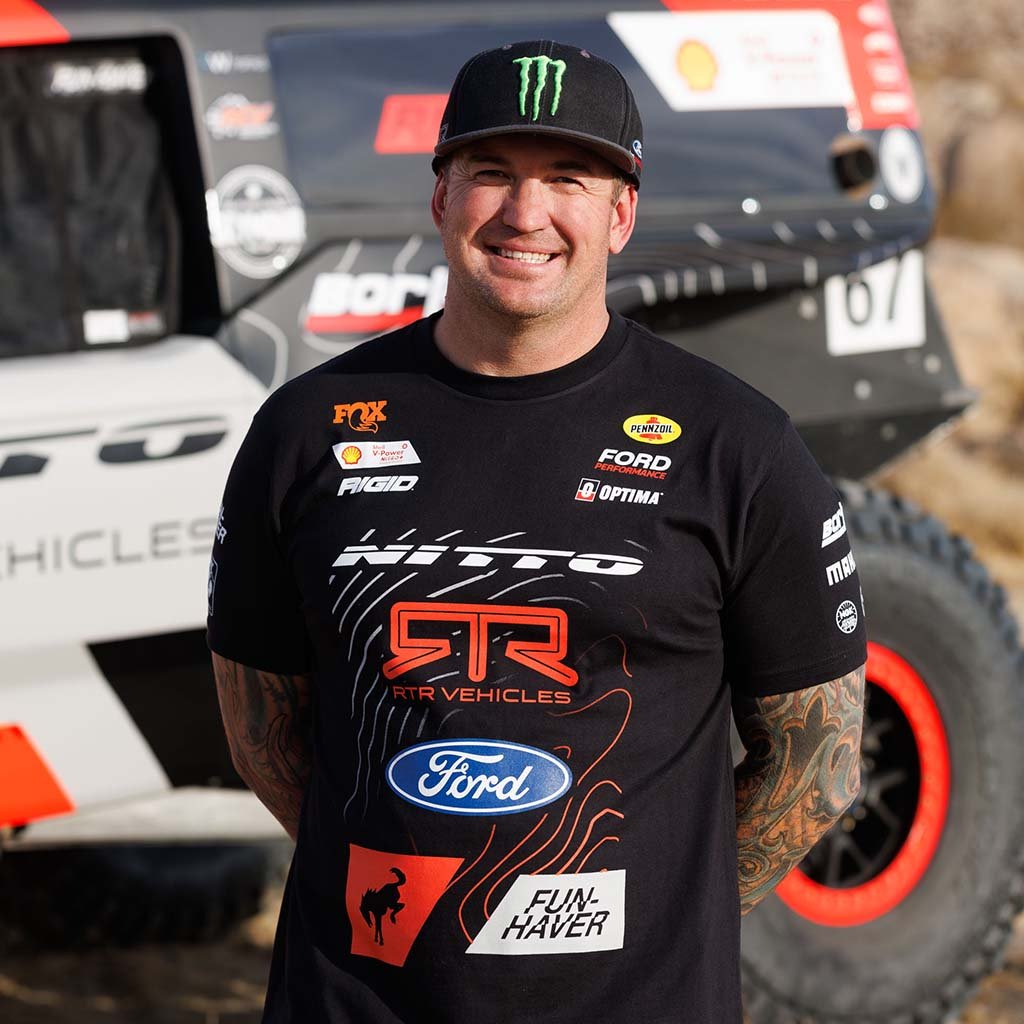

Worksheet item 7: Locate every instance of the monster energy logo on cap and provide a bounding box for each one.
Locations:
[512,56,567,120]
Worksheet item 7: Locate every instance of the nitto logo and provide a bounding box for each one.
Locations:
[332,542,644,577]
[513,56,567,120]
[333,401,388,433]
[386,740,572,816]
[306,267,447,336]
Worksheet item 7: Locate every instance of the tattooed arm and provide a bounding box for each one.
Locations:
[734,664,865,915]
[211,653,313,842]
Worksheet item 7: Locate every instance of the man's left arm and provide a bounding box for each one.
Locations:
[734,663,866,915]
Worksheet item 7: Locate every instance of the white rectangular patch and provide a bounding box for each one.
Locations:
[332,440,421,471]
[466,870,625,956]
[608,11,854,113]
[825,251,926,355]
[83,309,130,344]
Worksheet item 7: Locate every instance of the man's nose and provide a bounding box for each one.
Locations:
[500,178,550,234]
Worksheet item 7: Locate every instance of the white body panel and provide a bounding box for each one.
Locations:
[1,337,268,823]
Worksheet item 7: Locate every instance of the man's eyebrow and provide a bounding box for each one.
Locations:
[549,159,601,175]
[464,152,510,166]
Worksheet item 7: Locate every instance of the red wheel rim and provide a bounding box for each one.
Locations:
[775,641,951,927]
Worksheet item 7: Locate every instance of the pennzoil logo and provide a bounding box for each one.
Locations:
[333,401,388,433]
[622,414,681,446]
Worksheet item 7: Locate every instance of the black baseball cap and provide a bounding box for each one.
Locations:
[432,40,644,188]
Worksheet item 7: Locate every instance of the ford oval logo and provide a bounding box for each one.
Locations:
[386,740,572,816]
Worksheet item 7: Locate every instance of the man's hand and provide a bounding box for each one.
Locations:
[733,664,866,915]
[211,653,312,842]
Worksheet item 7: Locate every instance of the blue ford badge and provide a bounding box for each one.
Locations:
[386,740,572,815]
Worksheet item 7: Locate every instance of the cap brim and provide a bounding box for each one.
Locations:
[433,124,638,184]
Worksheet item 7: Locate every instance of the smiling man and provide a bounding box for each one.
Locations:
[207,40,866,1024]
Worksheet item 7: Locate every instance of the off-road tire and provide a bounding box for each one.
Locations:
[0,843,272,948]
[741,483,1024,1024]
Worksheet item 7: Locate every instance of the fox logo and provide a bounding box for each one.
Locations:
[333,401,388,433]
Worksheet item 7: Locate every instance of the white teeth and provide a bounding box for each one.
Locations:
[498,248,553,263]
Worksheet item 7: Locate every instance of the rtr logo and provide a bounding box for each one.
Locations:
[575,478,599,502]
[333,401,388,433]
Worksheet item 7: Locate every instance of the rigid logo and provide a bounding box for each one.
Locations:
[513,55,567,120]
[466,870,626,955]
[338,475,418,496]
[333,401,388,433]
[386,739,572,816]
[826,549,857,586]
[594,448,671,480]
[822,503,847,547]
[622,414,682,445]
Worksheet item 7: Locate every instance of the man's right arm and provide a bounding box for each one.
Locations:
[211,652,313,842]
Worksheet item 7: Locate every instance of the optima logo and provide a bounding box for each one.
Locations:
[387,740,572,815]
[305,267,447,336]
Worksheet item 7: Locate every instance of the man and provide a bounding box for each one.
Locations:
[207,40,866,1024]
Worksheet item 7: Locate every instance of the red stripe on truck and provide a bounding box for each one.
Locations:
[0,0,70,46]
[0,724,74,828]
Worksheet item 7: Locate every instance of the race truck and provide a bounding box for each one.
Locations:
[2,2,1023,1021]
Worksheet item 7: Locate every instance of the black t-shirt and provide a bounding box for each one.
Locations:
[206,310,866,1024]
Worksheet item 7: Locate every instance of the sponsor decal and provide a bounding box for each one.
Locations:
[878,126,925,204]
[46,59,147,96]
[375,94,448,154]
[204,93,278,141]
[345,844,463,967]
[466,870,625,955]
[826,549,857,586]
[610,5,917,131]
[821,502,847,548]
[338,475,418,496]
[677,39,718,91]
[386,739,572,816]
[207,165,306,279]
[512,55,567,121]
[332,400,388,433]
[383,602,578,686]
[390,684,571,706]
[632,138,643,162]
[575,478,599,502]
[207,557,218,615]
[306,267,447,337]
[594,448,670,480]
[215,505,227,544]
[333,542,643,577]
[332,440,420,470]
[582,483,662,506]
[200,50,270,75]
[836,599,859,634]
[622,413,681,445]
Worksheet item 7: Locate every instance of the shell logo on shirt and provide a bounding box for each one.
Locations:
[622,414,682,445]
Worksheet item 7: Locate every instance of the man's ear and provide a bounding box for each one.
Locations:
[608,184,638,255]
[430,172,447,230]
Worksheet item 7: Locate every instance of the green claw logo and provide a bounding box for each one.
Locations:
[512,56,567,120]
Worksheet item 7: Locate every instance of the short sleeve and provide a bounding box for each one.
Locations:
[205,406,311,675]
[722,419,866,697]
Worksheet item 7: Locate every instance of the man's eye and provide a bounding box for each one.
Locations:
[554,176,583,186]
[477,169,507,179]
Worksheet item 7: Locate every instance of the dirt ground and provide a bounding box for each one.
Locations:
[1,878,1023,1023]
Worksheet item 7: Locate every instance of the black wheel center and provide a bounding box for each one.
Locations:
[798,682,921,889]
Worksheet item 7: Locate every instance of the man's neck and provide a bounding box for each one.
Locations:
[433,293,611,378]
